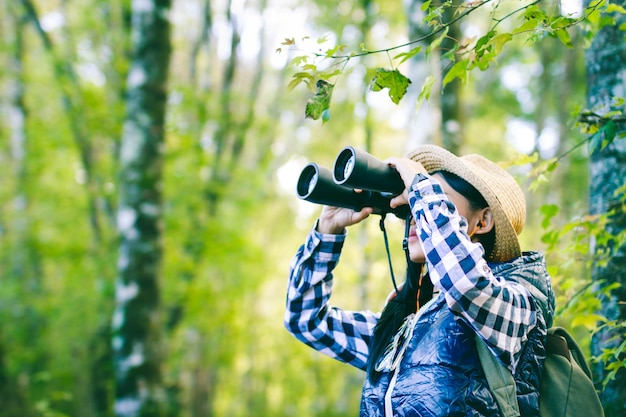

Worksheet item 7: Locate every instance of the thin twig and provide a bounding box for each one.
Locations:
[314,0,492,59]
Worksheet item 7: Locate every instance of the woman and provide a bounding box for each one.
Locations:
[284,145,555,416]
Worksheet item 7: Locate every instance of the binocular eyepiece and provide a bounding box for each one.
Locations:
[296,146,409,218]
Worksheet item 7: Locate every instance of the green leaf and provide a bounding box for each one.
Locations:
[541,230,560,248]
[513,7,548,36]
[475,30,495,51]
[603,120,618,143]
[490,33,513,54]
[599,15,616,29]
[529,174,549,192]
[325,44,347,57]
[426,27,449,57]
[287,77,302,92]
[471,32,512,70]
[305,80,334,120]
[443,60,468,86]
[290,55,309,66]
[554,28,573,47]
[287,72,315,92]
[528,157,559,191]
[319,69,342,80]
[606,3,626,14]
[522,6,548,23]
[317,34,329,44]
[589,120,618,153]
[540,204,559,229]
[418,75,435,101]
[394,45,423,64]
[571,313,607,330]
[506,151,539,168]
[370,68,412,105]
[586,0,603,27]
[472,31,510,71]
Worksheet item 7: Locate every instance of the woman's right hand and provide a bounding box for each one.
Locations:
[317,205,373,234]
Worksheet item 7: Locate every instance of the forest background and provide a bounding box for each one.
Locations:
[1,0,625,416]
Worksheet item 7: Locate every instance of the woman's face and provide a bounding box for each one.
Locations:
[406,173,480,263]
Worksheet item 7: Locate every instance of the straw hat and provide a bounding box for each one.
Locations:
[406,144,526,262]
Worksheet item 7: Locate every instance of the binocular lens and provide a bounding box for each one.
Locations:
[343,155,355,180]
[334,147,355,183]
[308,171,318,195]
[297,164,319,199]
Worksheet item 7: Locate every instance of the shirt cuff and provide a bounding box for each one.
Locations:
[298,220,346,261]
[312,219,348,240]
[408,175,447,210]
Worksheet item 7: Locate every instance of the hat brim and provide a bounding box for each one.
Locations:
[406,145,522,262]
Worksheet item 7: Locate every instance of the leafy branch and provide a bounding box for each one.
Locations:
[592,319,626,390]
[282,0,623,121]
[578,98,626,153]
[521,103,625,192]
[310,0,494,60]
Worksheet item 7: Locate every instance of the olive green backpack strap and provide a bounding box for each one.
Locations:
[475,335,521,417]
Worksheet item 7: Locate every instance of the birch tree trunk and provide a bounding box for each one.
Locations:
[585,8,626,416]
[112,0,172,416]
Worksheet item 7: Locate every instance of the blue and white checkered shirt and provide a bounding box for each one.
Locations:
[284,175,537,372]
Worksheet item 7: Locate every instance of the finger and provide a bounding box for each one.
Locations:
[352,207,373,223]
[389,191,408,208]
[384,157,399,167]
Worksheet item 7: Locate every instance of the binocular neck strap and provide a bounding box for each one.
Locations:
[402,215,428,309]
[379,214,400,296]
[402,214,433,308]
[380,212,433,310]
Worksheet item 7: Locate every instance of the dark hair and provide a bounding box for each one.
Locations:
[366,262,420,382]
[366,170,495,382]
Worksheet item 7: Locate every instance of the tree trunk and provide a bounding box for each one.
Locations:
[405,0,463,152]
[438,0,463,154]
[112,0,172,415]
[405,0,439,149]
[585,6,626,416]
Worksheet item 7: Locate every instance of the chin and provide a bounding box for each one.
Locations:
[409,254,426,263]
[408,242,426,263]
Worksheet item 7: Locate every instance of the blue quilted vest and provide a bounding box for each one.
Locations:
[360,252,554,417]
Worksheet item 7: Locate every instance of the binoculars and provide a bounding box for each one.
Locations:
[296,146,410,218]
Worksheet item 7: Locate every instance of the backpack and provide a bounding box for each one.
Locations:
[476,327,605,417]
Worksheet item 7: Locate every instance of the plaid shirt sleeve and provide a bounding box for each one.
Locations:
[408,176,538,371]
[284,223,379,371]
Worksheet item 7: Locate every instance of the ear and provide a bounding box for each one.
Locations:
[473,207,494,236]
